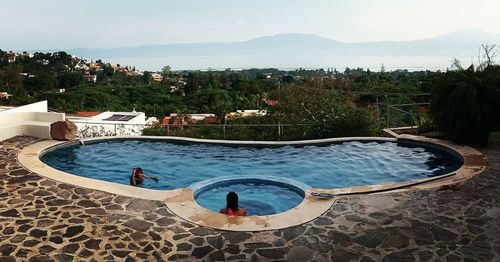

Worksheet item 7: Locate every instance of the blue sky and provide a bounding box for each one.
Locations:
[1,0,499,50]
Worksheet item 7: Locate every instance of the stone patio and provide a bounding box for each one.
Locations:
[0,136,499,261]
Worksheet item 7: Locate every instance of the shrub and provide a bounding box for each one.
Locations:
[430,65,500,146]
[142,124,166,136]
[417,114,437,134]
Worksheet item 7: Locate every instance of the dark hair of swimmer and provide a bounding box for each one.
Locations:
[226,192,239,211]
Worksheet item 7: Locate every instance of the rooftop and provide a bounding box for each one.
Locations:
[102,114,137,122]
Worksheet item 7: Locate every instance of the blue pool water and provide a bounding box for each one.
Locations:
[195,181,305,215]
[41,140,463,190]
[41,139,462,214]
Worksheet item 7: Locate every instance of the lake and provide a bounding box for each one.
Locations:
[104,55,471,71]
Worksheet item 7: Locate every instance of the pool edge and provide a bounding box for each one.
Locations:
[17,135,486,232]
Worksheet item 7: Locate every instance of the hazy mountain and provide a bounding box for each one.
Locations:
[67,29,500,63]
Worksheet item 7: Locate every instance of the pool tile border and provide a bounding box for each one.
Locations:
[17,135,486,231]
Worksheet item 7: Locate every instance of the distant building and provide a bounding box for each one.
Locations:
[161,116,174,127]
[20,73,36,78]
[89,63,103,71]
[127,70,143,76]
[311,75,334,81]
[162,113,218,127]
[21,52,34,58]
[169,86,179,93]
[189,114,218,123]
[36,59,49,65]
[226,110,266,119]
[151,73,163,82]
[66,111,147,138]
[74,63,89,71]
[110,64,129,73]
[6,51,16,63]
[145,116,159,126]
[84,73,97,83]
[0,92,13,99]
[264,99,278,106]
[73,111,101,117]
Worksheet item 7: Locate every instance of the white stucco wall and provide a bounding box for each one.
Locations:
[0,100,48,113]
[0,101,65,141]
[66,112,147,138]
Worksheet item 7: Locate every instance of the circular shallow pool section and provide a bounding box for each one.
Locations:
[40,138,463,192]
[191,176,308,216]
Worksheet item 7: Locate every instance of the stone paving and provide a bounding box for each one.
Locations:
[0,136,499,261]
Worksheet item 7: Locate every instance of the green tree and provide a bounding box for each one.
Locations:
[430,65,500,146]
[207,89,233,123]
[0,64,23,90]
[58,72,84,89]
[268,86,378,138]
[184,72,202,94]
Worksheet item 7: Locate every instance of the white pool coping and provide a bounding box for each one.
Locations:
[18,135,486,231]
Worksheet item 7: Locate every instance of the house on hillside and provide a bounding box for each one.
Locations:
[225,110,266,119]
[36,59,50,65]
[162,113,218,128]
[264,99,278,106]
[151,73,163,82]
[74,63,89,71]
[84,73,97,83]
[0,92,13,99]
[21,52,34,58]
[6,51,16,63]
[52,89,66,93]
[169,86,179,93]
[110,64,129,73]
[89,63,103,71]
[127,70,143,77]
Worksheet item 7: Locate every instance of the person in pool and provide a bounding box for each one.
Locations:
[130,167,158,186]
[220,192,247,216]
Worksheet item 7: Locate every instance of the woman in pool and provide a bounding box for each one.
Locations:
[220,192,247,216]
[130,167,158,186]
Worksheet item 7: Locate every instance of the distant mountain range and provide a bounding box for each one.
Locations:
[68,29,500,59]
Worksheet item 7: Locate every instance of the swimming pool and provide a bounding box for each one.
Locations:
[191,176,308,216]
[40,138,463,215]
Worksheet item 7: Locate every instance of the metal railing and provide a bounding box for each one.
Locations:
[71,121,147,138]
[163,123,310,141]
[70,102,431,140]
[386,103,430,128]
[71,121,308,140]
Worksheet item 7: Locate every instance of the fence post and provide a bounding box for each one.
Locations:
[114,124,117,136]
[386,105,390,128]
[223,124,226,140]
[278,122,281,140]
[167,125,170,136]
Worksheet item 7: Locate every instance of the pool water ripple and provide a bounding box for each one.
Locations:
[41,140,463,191]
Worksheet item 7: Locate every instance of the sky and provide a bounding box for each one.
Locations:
[1,0,500,50]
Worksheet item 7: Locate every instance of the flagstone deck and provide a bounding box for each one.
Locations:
[1,136,499,261]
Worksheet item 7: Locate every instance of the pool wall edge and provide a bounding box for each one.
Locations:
[17,135,486,232]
